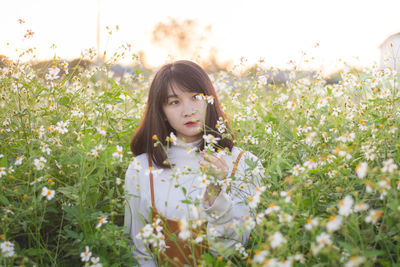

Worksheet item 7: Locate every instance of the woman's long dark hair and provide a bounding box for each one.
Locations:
[130,60,234,168]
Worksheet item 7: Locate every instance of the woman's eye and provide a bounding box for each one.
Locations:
[193,94,200,100]
[169,100,179,105]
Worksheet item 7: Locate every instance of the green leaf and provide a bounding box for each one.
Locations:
[57,186,79,201]
[59,96,70,106]
[181,187,187,196]
[338,241,354,253]
[0,194,9,205]
[364,250,385,258]
[23,248,44,256]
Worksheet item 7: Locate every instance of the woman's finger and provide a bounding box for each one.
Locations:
[200,160,228,180]
[201,152,228,169]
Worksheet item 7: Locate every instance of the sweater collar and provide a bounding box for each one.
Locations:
[174,137,202,148]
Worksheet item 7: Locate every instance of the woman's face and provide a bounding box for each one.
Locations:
[162,86,207,143]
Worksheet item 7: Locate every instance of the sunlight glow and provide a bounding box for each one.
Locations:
[1,0,399,73]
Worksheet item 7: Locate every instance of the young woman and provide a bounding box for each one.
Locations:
[124,60,263,267]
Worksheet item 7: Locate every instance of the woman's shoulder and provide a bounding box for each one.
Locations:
[126,153,149,173]
[134,153,149,163]
[125,153,150,188]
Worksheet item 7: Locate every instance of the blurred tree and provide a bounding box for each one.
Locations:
[151,17,230,72]
[0,55,13,68]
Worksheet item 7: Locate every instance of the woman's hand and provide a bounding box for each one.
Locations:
[199,151,229,180]
[199,151,229,206]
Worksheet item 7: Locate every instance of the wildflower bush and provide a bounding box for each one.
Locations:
[1,47,400,266]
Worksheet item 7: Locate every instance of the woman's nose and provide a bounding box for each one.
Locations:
[182,101,195,117]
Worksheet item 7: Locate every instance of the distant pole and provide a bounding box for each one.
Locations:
[96,0,101,62]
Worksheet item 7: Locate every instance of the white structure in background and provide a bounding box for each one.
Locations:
[379,32,400,71]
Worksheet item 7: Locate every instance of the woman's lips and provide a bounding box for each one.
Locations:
[185,121,198,126]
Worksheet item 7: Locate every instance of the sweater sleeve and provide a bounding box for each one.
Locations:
[200,149,264,256]
[124,156,157,267]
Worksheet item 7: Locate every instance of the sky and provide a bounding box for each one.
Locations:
[1,0,400,74]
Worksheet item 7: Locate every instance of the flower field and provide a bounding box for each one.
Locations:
[1,53,400,266]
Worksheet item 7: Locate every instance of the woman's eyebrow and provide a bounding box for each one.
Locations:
[167,94,178,99]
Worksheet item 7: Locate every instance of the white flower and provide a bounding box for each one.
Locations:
[55,121,69,134]
[235,243,248,259]
[198,174,210,188]
[115,177,121,185]
[354,202,369,212]
[278,212,294,224]
[303,158,318,170]
[45,66,60,80]
[381,159,397,173]
[291,254,305,263]
[15,156,23,166]
[178,217,190,240]
[168,132,177,145]
[362,144,376,161]
[0,167,6,178]
[316,232,332,246]
[96,126,107,137]
[41,186,55,200]
[135,219,167,251]
[136,224,154,240]
[248,192,261,209]
[326,215,343,232]
[305,217,319,231]
[243,216,256,231]
[90,256,103,267]
[71,108,84,117]
[268,232,286,249]
[96,216,108,228]
[112,145,123,162]
[196,93,214,104]
[8,167,14,174]
[106,104,116,111]
[303,132,318,146]
[389,126,397,134]
[34,156,47,170]
[253,250,269,263]
[265,203,280,215]
[189,205,200,220]
[290,164,305,176]
[243,135,259,145]
[194,233,203,243]
[345,256,366,267]
[355,162,368,179]
[336,133,355,143]
[80,246,92,262]
[40,143,51,155]
[0,241,15,257]
[91,144,104,157]
[316,97,328,109]
[365,181,374,193]
[338,195,354,217]
[186,146,197,154]
[286,100,297,110]
[203,134,220,145]
[276,93,288,103]
[254,213,265,225]
[365,209,383,224]
[378,179,391,190]
[280,191,292,203]
[216,119,227,134]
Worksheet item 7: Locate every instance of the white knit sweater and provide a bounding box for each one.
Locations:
[124,139,262,267]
